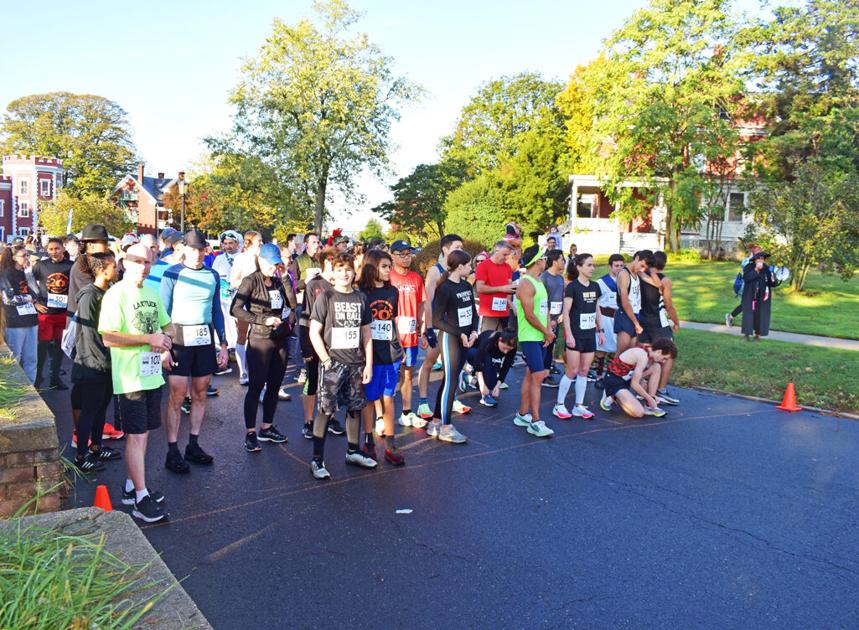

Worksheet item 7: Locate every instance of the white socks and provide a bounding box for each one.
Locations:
[575,375,588,406]
[235,343,248,378]
[557,375,574,405]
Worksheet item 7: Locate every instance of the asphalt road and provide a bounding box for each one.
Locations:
[42,356,859,629]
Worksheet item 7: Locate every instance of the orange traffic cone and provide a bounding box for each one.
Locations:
[776,383,802,412]
[93,484,112,512]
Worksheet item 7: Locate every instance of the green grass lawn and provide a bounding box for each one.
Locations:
[673,329,859,414]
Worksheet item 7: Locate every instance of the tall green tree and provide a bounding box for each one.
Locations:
[358,218,384,241]
[0,92,137,195]
[444,173,512,246]
[41,190,133,237]
[215,0,420,233]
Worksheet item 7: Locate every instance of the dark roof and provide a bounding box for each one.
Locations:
[140,176,171,202]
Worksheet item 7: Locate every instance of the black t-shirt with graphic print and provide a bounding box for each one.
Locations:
[363,284,404,365]
[310,288,372,366]
[565,279,602,337]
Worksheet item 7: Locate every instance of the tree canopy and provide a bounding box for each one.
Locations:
[40,190,133,237]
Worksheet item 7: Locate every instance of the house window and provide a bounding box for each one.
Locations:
[727,192,745,222]
[18,227,30,237]
[18,201,29,217]
[0,200,4,217]
[577,194,597,218]
[40,179,51,197]
[19,179,29,195]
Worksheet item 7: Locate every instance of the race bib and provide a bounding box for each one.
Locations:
[397,316,417,335]
[182,325,212,347]
[140,351,162,376]
[659,309,670,329]
[457,307,473,328]
[371,320,393,341]
[550,301,562,315]
[47,293,68,309]
[16,302,36,316]
[579,312,596,330]
[268,290,283,310]
[491,296,508,312]
[331,326,360,350]
[538,300,548,317]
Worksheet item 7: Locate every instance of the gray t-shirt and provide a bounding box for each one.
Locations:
[539,271,565,320]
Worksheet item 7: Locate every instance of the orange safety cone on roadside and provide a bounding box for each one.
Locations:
[776,383,802,412]
[93,484,112,512]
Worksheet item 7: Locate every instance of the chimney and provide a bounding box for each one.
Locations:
[157,171,164,180]
[137,163,145,182]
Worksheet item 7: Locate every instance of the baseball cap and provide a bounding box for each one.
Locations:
[183,229,208,249]
[81,224,109,242]
[219,230,241,243]
[120,233,140,251]
[390,239,412,253]
[259,243,283,265]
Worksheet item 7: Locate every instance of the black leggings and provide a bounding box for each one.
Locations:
[243,336,288,430]
[434,331,466,425]
[75,379,112,458]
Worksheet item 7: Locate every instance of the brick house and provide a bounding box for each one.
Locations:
[111,163,180,236]
[1,155,64,243]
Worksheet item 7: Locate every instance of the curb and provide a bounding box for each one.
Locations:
[689,385,859,421]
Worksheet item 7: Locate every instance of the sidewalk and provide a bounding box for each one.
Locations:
[680,320,859,352]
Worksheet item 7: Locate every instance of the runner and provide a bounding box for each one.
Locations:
[64,234,80,262]
[643,251,681,406]
[211,230,242,362]
[614,250,654,355]
[417,234,471,419]
[308,252,376,479]
[553,253,605,420]
[511,245,555,438]
[71,251,121,472]
[359,250,406,465]
[429,249,477,444]
[0,245,38,383]
[464,329,517,407]
[144,230,183,291]
[160,229,229,474]
[98,243,171,523]
[388,240,428,429]
[231,243,297,452]
[598,339,675,419]
[31,236,72,390]
[539,248,565,386]
[229,231,263,385]
[474,241,516,332]
[298,247,342,439]
[592,254,625,382]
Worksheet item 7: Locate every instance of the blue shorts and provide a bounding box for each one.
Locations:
[520,341,546,373]
[614,310,637,337]
[365,360,402,401]
[402,346,419,368]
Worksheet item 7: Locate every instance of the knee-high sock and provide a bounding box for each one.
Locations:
[575,375,588,406]
[557,374,574,405]
[235,343,248,378]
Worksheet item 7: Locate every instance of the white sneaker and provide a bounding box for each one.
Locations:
[572,405,595,420]
[398,412,414,427]
[644,406,667,418]
[599,392,613,412]
[452,399,471,414]
[426,420,441,437]
[527,420,554,438]
[499,382,509,390]
[345,450,378,468]
[552,404,572,419]
[411,415,429,429]
[513,412,532,427]
[239,374,249,386]
[311,460,330,480]
[374,417,386,436]
[438,424,467,444]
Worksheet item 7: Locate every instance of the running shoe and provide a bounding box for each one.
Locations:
[416,403,434,419]
[552,404,573,420]
[71,432,91,449]
[91,446,122,461]
[239,375,249,386]
[572,405,595,420]
[258,425,287,443]
[51,379,69,391]
[374,417,386,436]
[587,369,598,382]
[458,371,469,393]
[185,443,214,465]
[364,442,377,461]
[656,389,680,406]
[311,459,330,480]
[542,375,560,388]
[398,412,419,427]
[432,359,443,371]
[384,447,405,466]
[438,424,467,444]
[426,420,442,438]
[725,313,734,327]
[132,495,165,523]
[215,366,233,376]
[499,382,509,390]
[452,400,471,414]
[302,423,314,440]
[296,368,307,384]
[327,419,345,435]
[181,396,192,415]
[102,423,125,440]
[410,415,429,430]
[513,412,533,427]
[345,450,378,468]
[644,406,667,418]
[121,487,164,506]
[244,431,262,453]
[527,420,554,438]
[278,387,292,401]
[207,385,219,397]
[74,453,105,473]
[599,393,614,412]
[480,394,498,407]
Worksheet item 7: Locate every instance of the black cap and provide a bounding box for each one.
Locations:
[751,251,770,261]
[390,239,412,253]
[80,224,109,242]
[183,229,208,249]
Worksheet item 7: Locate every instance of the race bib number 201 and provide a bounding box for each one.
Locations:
[331,326,360,350]
[47,293,68,309]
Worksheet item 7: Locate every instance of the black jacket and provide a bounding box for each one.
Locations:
[231,271,297,340]
[72,284,111,382]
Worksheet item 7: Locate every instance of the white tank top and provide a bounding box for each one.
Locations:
[596,277,618,310]
[627,270,641,314]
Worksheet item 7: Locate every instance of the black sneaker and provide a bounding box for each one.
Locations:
[327,419,345,435]
[90,445,122,461]
[74,453,105,473]
[132,494,165,523]
[165,450,190,474]
[207,385,219,397]
[185,442,214,465]
[121,486,165,506]
[180,396,192,414]
[258,425,287,443]
[302,423,314,440]
[51,379,69,390]
[244,431,261,453]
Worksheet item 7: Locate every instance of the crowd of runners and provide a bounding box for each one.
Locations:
[0,221,680,524]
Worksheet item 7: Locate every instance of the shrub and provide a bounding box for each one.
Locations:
[668,248,703,263]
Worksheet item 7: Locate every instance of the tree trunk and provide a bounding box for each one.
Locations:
[313,178,327,234]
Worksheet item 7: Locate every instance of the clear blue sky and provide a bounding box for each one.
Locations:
[0,0,754,228]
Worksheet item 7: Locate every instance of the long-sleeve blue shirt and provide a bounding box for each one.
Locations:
[160,263,226,345]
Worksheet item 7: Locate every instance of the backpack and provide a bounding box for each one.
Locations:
[733,272,743,297]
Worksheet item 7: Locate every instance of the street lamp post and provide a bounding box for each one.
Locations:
[178,173,186,233]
